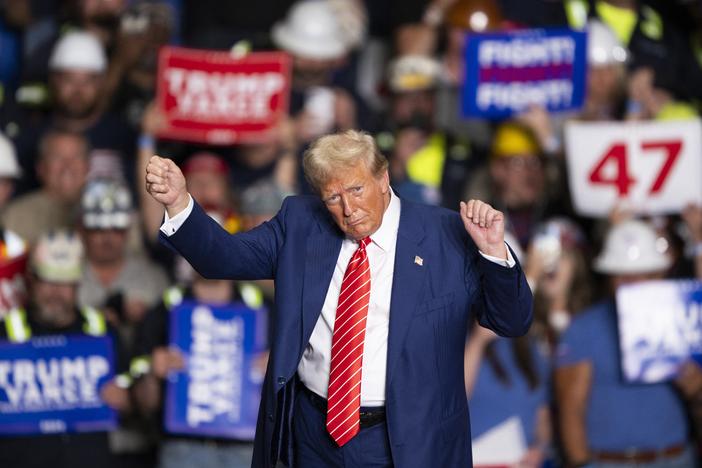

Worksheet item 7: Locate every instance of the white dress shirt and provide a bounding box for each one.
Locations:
[161,191,515,407]
[297,190,402,406]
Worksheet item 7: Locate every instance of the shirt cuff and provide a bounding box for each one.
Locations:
[159,195,194,237]
[479,242,516,268]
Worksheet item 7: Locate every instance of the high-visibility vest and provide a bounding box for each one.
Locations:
[406,133,446,189]
[564,0,663,44]
[3,306,107,343]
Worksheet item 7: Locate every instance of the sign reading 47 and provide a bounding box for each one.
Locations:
[565,120,702,217]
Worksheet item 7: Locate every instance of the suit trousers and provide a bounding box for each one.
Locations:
[292,385,394,468]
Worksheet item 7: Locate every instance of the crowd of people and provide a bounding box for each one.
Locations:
[1,0,702,467]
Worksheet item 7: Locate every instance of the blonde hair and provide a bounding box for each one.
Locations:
[303,130,388,192]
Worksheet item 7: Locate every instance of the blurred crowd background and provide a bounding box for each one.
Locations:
[1,0,702,467]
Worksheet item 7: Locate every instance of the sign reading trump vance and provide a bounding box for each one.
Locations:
[156,47,291,145]
[165,301,264,440]
[0,335,116,434]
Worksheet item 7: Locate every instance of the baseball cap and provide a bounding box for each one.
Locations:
[182,152,229,176]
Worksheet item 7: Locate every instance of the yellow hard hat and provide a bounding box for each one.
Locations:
[490,122,540,158]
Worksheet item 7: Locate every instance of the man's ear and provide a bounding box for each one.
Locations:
[380,170,390,193]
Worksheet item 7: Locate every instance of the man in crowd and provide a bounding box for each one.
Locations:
[2,128,89,244]
[78,178,168,329]
[556,219,700,467]
[0,230,130,467]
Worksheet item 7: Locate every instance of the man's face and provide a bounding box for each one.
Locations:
[31,278,78,327]
[490,155,545,209]
[186,171,229,211]
[320,162,390,240]
[51,70,103,119]
[391,90,435,128]
[83,228,128,265]
[587,64,625,107]
[37,134,89,202]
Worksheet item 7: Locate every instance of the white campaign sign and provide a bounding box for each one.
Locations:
[564,119,702,217]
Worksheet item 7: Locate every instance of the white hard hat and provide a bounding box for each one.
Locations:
[0,132,21,178]
[272,0,349,60]
[31,230,84,283]
[594,219,671,275]
[387,54,440,92]
[81,179,133,230]
[328,0,368,49]
[49,31,107,73]
[587,20,628,66]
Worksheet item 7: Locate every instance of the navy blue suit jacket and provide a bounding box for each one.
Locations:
[160,194,532,468]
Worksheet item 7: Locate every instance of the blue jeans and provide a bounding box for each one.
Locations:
[158,438,253,468]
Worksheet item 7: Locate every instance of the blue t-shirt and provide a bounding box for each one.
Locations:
[469,337,549,445]
[556,300,688,451]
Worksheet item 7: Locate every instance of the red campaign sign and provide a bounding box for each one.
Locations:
[156,47,291,145]
[0,253,27,317]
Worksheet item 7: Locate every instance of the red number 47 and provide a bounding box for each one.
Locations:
[588,140,682,196]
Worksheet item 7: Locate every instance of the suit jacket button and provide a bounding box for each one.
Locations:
[268,413,274,421]
[277,377,285,385]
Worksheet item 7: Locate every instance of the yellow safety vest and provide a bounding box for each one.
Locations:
[564,0,663,44]
[4,306,107,343]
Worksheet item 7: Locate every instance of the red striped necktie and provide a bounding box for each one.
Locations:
[326,236,372,446]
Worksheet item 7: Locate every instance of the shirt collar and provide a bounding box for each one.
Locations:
[369,189,401,252]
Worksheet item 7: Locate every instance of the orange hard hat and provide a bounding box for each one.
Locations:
[445,0,504,32]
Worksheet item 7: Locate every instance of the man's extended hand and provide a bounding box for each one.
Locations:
[145,155,189,216]
[460,199,507,259]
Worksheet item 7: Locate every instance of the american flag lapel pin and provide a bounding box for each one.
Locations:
[414,255,423,266]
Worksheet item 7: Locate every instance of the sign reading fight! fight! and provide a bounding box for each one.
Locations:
[156,47,291,145]
[164,301,266,440]
[462,28,587,118]
[0,336,116,435]
[617,280,702,383]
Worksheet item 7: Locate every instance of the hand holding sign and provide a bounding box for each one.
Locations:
[152,347,185,379]
[674,360,702,400]
[145,155,189,217]
[100,380,131,412]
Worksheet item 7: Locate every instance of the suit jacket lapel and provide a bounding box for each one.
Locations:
[386,201,426,388]
[301,214,342,353]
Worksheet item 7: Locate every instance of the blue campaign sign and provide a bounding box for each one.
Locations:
[462,28,587,119]
[0,335,117,435]
[165,301,266,440]
[617,279,702,383]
